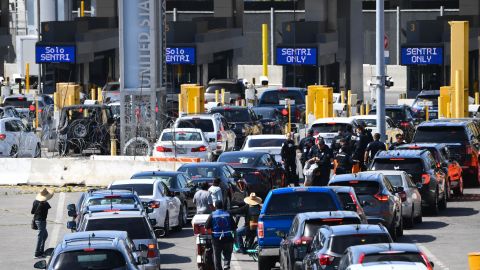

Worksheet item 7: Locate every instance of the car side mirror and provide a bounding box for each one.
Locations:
[67,203,76,212]
[209,138,216,143]
[66,221,76,231]
[149,219,157,226]
[138,244,148,252]
[67,210,77,217]
[137,257,149,265]
[33,260,47,269]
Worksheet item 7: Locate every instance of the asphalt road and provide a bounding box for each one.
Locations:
[1,187,479,270]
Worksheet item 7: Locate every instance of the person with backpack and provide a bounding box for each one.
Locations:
[205,200,237,270]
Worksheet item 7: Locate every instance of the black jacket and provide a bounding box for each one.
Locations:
[307,145,333,170]
[31,200,51,221]
[298,136,315,162]
[366,140,387,160]
[281,139,297,162]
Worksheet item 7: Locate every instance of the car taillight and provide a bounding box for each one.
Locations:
[349,193,359,211]
[192,146,207,152]
[0,134,5,140]
[149,201,161,209]
[374,193,389,201]
[29,105,35,111]
[398,190,407,202]
[257,221,264,238]
[294,236,312,245]
[400,121,410,127]
[420,251,433,270]
[83,248,95,252]
[104,195,120,199]
[466,145,473,155]
[358,252,365,263]
[422,174,431,185]
[252,171,264,179]
[217,132,223,142]
[147,243,157,258]
[318,254,334,266]
[156,146,172,152]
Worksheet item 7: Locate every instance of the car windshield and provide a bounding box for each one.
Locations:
[330,234,391,253]
[259,91,305,105]
[213,109,251,122]
[86,218,152,239]
[371,159,424,175]
[332,181,380,195]
[248,139,284,148]
[52,249,126,270]
[109,184,153,196]
[414,95,439,107]
[3,97,30,108]
[311,123,352,134]
[87,197,136,206]
[161,131,203,141]
[252,108,276,119]
[414,126,468,143]
[218,154,258,165]
[363,252,425,265]
[265,192,338,215]
[105,83,120,92]
[177,119,214,132]
[178,166,219,179]
[385,175,403,187]
[370,109,405,121]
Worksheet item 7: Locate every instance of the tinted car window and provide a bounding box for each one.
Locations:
[218,155,258,165]
[131,175,180,189]
[363,252,425,265]
[332,181,380,195]
[213,109,252,122]
[206,83,243,94]
[3,97,30,108]
[311,123,352,134]
[161,131,203,141]
[5,121,18,132]
[248,139,284,148]
[330,234,391,253]
[53,249,126,269]
[110,184,153,196]
[414,95,439,107]
[252,108,278,119]
[385,175,403,187]
[259,91,305,105]
[265,192,338,215]
[304,219,360,238]
[87,197,136,206]
[372,159,424,175]
[179,166,220,179]
[177,119,214,132]
[370,109,405,122]
[414,126,468,143]
[86,218,152,239]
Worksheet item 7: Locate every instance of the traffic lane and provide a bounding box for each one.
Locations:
[0,190,79,270]
[401,188,480,270]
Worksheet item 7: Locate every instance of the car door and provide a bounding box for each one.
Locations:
[15,120,35,156]
[159,181,181,225]
[4,120,21,156]
[405,173,422,217]
[223,165,245,205]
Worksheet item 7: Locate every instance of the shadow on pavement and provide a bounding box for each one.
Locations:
[449,194,480,202]
[158,241,175,249]
[168,227,194,239]
[160,253,192,264]
[440,207,479,217]
[401,234,437,243]
[410,221,449,230]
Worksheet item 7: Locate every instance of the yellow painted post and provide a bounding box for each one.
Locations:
[468,252,480,269]
[262,24,268,77]
[178,94,183,113]
[215,90,219,103]
[455,70,464,118]
[194,97,199,113]
[25,63,30,94]
[97,87,103,103]
[347,90,352,117]
[80,0,85,17]
[221,88,225,105]
[91,88,96,100]
[447,100,451,118]
[341,91,345,104]
[35,97,39,129]
[322,98,328,119]
[366,103,370,115]
[110,139,117,156]
[476,92,479,105]
[53,92,59,111]
[360,104,365,115]
[287,101,291,134]
[425,106,429,121]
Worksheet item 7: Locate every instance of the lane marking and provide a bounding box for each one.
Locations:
[416,243,449,270]
[48,192,65,249]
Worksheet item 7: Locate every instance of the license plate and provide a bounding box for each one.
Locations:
[176,148,187,154]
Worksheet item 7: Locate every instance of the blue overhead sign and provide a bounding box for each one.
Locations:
[401,47,443,65]
[276,47,317,65]
[36,45,76,63]
[166,47,196,64]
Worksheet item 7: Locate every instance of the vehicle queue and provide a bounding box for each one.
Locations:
[29,85,480,270]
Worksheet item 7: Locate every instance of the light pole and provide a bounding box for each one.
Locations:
[375,0,386,141]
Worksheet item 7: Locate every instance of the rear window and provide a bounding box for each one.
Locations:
[213,109,251,122]
[363,252,425,265]
[311,123,352,134]
[87,197,136,206]
[370,109,405,121]
[332,181,380,195]
[259,91,305,105]
[206,83,243,94]
[265,192,338,215]
[53,249,126,269]
[330,234,391,253]
[414,95,439,107]
[252,108,277,119]
[336,192,357,211]
[177,119,214,132]
[3,98,30,108]
[161,131,203,141]
[303,218,361,237]
[384,175,403,187]
[248,138,284,148]
[178,166,219,179]
[109,184,153,196]
[371,159,424,175]
[86,217,152,239]
[414,126,468,143]
[218,155,258,165]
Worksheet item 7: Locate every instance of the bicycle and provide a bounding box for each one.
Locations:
[233,229,259,261]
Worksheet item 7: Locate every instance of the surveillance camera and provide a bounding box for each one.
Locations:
[260,76,268,86]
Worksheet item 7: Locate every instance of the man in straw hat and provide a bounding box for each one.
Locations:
[229,193,262,254]
[31,188,54,258]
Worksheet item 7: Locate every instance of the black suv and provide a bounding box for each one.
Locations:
[209,106,263,149]
[411,90,440,120]
[370,150,447,215]
[279,211,362,270]
[414,119,480,186]
[369,105,416,142]
[58,105,116,155]
[302,224,393,270]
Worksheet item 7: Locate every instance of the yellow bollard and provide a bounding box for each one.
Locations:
[97,87,103,103]
[305,95,309,125]
[425,106,429,121]
[215,90,219,103]
[446,101,451,118]
[469,252,480,270]
[221,88,225,105]
[91,88,96,101]
[25,63,30,94]
[287,101,291,134]
[262,24,268,77]
[341,91,345,104]
[360,104,365,115]
[476,92,479,105]
[80,0,85,17]
[178,94,183,114]
[110,139,117,156]
[347,90,352,117]
[455,70,463,118]
[53,92,59,111]
[366,103,370,115]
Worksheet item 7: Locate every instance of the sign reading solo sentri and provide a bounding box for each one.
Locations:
[35,45,76,63]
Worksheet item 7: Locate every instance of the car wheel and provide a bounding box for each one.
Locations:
[429,189,439,215]
[161,212,170,238]
[440,184,448,210]
[34,144,41,158]
[446,180,452,201]
[404,206,415,229]
[454,178,464,196]
[414,206,423,224]
[9,145,18,158]
[258,256,275,270]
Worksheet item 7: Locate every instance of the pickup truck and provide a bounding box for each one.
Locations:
[257,187,344,269]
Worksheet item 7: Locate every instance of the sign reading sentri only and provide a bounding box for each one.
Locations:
[276,47,317,65]
[36,45,76,63]
[166,47,196,64]
[401,46,443,65]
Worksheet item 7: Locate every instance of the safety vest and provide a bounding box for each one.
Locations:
[211,210,234,240]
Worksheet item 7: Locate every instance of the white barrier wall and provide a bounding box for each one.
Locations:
[0,157,185,187]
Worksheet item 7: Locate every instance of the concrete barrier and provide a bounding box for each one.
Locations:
[0,156,186,186]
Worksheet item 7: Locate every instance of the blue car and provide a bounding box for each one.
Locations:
[257,187,344,270]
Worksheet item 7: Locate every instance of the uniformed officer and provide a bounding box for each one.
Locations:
[205,201,237,270]
[307,138,333,186]
[331,129,346,156]
[335,146,354,175]
[364,133,386,166]
[281,132,298,186]
[353,126,373,171]
[390,133,406,150]
[298,129,316,170]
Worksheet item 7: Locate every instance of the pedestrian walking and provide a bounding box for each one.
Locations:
[205,201,237,270]
[364,133,387,166]
[334,146,355,175]
[390,133,406,150]
[31,188,54,258]
[193,182,212,214]
[208,178,224,209]
[298,129,316,171]
[281,132,298,186]
[307,138,333,186]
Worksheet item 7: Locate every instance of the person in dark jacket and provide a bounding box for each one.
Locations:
[205,200,237,270]
[390,133,406,150]
[353,126,372,171]
[335,146,355,175]
[364,133,387,165]
[298,129,316,170]
[31,188,54,258]
[307,138,333,186]
[281,132,298,186]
